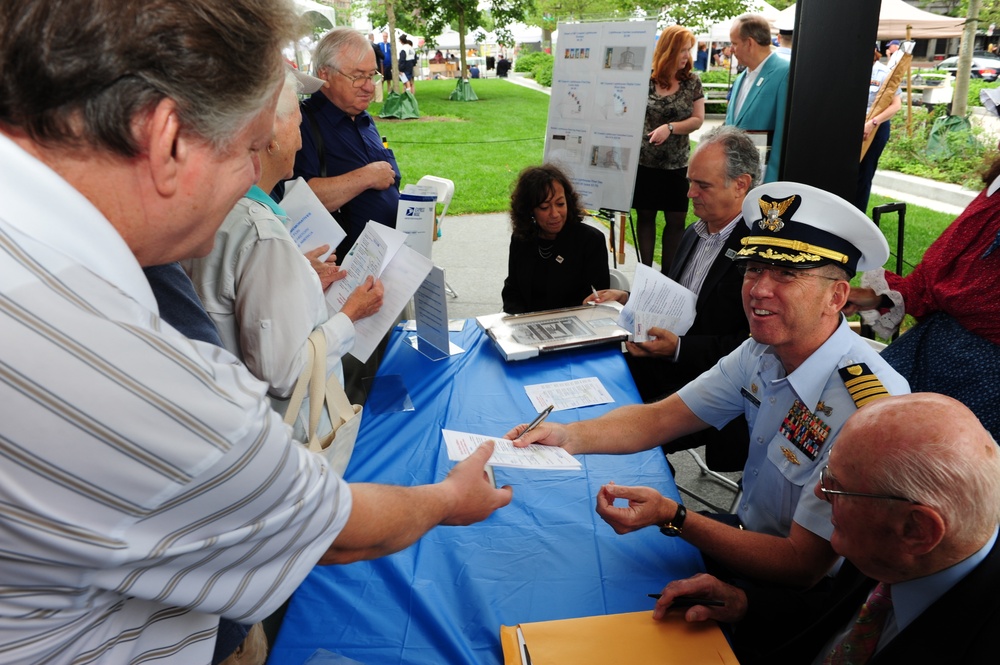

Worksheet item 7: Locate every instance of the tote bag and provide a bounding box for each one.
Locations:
[284,329,363,475]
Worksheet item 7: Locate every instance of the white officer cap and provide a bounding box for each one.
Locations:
[737,182,889,276]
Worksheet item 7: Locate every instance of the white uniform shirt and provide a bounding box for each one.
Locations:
[678,318,910,538]
[0,133,351,664]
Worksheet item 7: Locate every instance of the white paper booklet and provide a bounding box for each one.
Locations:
[326,221,433,362]
[280,177,346,262]
[442,429,582,470]
[619,263,697,342]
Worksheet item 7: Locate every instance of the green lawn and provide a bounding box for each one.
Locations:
[374,77,962,278]
[372,79,548,214]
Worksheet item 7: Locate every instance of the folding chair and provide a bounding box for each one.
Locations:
[416,175,457,298]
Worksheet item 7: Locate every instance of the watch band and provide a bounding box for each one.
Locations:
[659,504,686,537]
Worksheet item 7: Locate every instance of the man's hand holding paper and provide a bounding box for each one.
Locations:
[618,264,697,343]
[625,326,679,358]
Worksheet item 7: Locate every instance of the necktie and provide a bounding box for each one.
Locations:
[823,582,893,665]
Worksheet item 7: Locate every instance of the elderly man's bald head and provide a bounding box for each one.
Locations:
[834,393,1000,549]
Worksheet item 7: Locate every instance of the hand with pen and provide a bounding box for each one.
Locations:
[505,405,575,452]
[582,288,629,306]
[651,573,748,624]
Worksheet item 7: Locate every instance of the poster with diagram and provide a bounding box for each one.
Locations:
[543,21,656,212]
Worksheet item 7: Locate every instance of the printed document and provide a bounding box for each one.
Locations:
[524,377,614,412]
[442,429,582,469]
[280,177,345,261]
[619,263,697,342]
[326,221,433,362]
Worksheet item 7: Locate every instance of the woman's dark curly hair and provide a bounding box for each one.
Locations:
[509,164,586,241]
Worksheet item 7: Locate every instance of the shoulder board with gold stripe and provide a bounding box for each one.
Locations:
[838,363,889,409]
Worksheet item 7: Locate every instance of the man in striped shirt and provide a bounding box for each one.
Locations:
[0,1,511,663]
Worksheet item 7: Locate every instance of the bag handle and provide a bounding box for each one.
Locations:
[284,329,357,452]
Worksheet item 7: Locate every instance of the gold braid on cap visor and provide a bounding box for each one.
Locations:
[738,236,850,264]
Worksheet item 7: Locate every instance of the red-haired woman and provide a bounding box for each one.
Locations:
[632,26,704,272]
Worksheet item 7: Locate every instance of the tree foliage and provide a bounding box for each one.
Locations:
[616,0,762,35]
[368,0,529,82]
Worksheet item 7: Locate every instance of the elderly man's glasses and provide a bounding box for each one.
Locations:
[819,466,914,503]
[333,67,383,88]
[737,262,840,285]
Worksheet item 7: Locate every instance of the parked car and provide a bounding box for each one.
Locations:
[935,55,1000,81]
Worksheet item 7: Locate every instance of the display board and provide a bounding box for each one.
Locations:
[543,21,656,212]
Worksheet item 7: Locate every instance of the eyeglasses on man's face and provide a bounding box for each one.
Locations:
[332,67,383,88]
[737,262,840,285]
[818,466,914,503]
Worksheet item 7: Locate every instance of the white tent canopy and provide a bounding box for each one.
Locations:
[293,0,335,29]
[776,0,965,40]
[433,29,486,50]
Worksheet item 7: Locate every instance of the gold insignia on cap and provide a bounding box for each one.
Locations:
[758,195,796,232]
[780,446,801,465]
[758,248,824,263]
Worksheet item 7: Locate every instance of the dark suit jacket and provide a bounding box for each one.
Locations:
[626,220,750,470]
[738,536,1000,664]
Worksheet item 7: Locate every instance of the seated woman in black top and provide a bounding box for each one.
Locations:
[501,165,610,314]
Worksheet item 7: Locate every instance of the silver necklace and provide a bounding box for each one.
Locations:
[537,241,554,259]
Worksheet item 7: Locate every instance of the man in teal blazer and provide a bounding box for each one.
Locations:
[724,14,790,183]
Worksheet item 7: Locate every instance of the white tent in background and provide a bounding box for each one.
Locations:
[776,0,964,39]
[433,29,487,51]
[293,0,335,30]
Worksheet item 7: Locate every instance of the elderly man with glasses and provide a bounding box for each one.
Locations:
[510,182,910,589]
[654,393,1000,664]
[295,27,399,263]
[293,27,401,402]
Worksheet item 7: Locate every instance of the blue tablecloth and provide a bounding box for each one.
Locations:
[268,323,705,665]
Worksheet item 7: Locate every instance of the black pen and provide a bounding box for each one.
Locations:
[647,593,726,607]
[521,404,554,437]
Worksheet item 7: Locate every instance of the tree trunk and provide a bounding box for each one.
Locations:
[387,1,400,94]
[458,8,467,79]
[952,0,982,118]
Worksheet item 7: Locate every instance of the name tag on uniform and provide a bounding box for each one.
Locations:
[741,386,761,407]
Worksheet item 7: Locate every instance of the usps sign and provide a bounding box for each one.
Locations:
[395,185,437,259]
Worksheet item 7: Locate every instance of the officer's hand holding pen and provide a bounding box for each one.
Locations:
[505,405,560,448]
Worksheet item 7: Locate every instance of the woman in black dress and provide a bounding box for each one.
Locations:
[501,165,610,314]
[632,25,704,272]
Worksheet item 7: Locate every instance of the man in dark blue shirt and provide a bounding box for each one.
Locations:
[295,27,401,261]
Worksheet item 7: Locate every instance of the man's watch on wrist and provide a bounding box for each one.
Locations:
[659,504,686,537]
[667,123,674,135]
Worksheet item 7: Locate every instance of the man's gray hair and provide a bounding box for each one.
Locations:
[695,125,762,188]
[734,14,774,47]
[0,0,300,157]
[313,27,371,76]
[872,431,1000,548]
